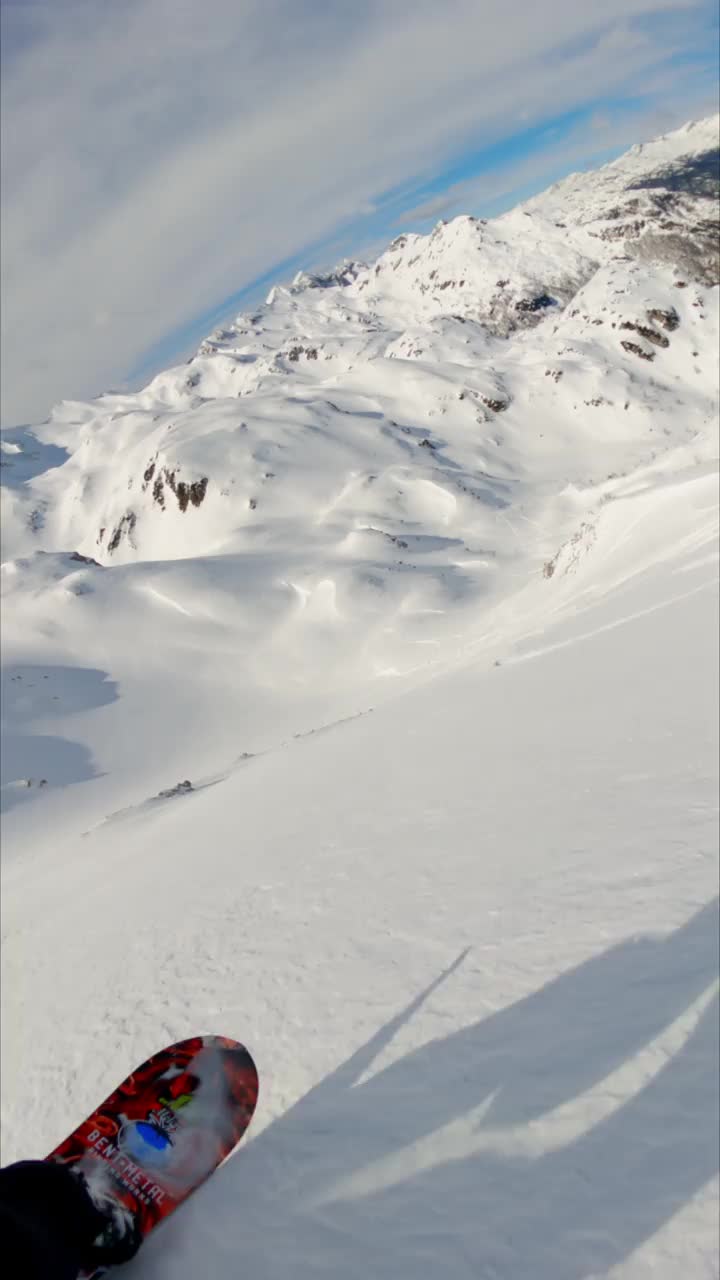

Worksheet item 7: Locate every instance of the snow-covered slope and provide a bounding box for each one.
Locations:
[1,118,718,1279]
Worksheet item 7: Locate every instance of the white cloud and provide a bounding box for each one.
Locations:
[0,0,713,424]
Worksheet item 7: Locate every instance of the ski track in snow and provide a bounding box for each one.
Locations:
[1,117,719,1278]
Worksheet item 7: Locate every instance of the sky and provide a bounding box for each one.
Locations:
[1,0,718,428]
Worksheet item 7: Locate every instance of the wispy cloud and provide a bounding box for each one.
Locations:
[1,0,717,424]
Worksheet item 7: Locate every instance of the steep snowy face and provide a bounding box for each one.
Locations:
[345,216,591,336]
[525,116,720,285]
[1,117,718,811]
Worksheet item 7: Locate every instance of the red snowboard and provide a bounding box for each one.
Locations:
[47,1036,259,1277]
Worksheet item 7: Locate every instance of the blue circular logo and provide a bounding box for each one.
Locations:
[119,1119,173,1167]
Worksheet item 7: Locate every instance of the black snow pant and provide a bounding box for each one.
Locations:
[0,1159,107,1280]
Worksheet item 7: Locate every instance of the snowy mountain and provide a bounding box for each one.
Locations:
[1,117,718,1279]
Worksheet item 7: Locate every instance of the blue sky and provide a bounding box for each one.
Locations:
[1,0,718,425]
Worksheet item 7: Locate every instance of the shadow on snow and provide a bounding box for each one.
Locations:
[151,898,719,1278]
[0,664,118,812]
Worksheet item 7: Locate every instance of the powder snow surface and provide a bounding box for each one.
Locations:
[1,117,718,1279]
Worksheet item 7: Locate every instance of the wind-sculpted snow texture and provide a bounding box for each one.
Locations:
[1,117,719,1279]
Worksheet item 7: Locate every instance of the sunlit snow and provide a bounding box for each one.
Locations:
[1,116,718,1280]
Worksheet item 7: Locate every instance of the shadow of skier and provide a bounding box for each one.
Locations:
[137,898,719,1279]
